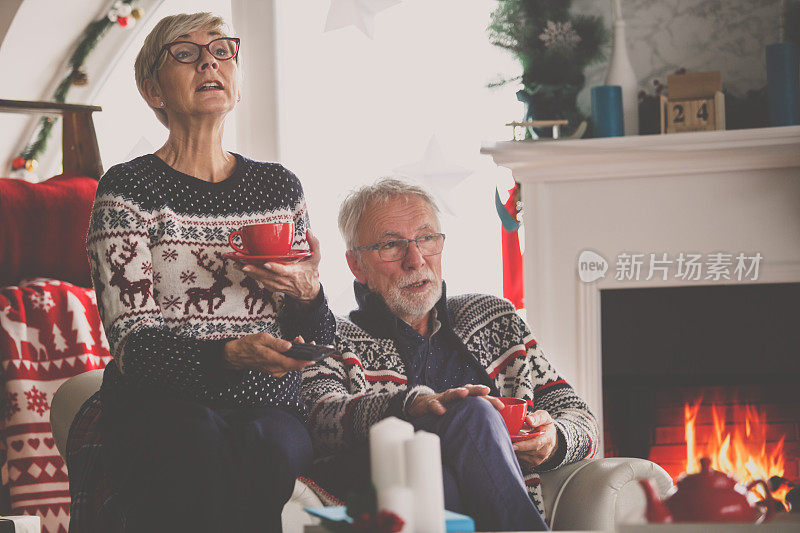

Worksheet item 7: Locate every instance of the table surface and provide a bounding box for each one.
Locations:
[304,529,603,533]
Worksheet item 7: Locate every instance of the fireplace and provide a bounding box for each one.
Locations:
[600,283,800,507]
[482,125,800,493]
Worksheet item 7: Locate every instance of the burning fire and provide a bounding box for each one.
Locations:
[684,399,789,509]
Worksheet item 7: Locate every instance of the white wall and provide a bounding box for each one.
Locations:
[0,0,23,49]
[274,0,520,314]
[230,0,280,163]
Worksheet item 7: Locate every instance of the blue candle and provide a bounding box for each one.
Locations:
[592,85,624,137]
[766,42,800,126]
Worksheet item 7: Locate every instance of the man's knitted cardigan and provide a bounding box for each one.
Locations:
[301,286,599,520]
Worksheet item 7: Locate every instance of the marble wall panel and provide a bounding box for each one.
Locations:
[573,0,782,114]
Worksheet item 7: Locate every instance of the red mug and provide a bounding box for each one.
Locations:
[228,222,294,256]
[498,397,527,436]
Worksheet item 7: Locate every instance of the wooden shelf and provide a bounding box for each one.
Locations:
[0,98,103,180]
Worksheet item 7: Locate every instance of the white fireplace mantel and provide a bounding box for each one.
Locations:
[483,126,800,182]
[482,127,800,454]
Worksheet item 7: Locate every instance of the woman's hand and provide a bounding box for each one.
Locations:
[224,333,310,378]
[512,410,560,468]
[239,230,321,302]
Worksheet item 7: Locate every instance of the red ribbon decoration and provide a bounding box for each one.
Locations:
[501,182,524,309]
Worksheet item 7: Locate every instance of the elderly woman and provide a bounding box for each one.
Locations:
[70,12,335,532]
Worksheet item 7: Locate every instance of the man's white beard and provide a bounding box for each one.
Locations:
[383,276,442,323]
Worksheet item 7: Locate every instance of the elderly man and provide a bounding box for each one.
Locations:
[302,179,598,531]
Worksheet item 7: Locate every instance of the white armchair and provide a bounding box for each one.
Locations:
[50,370,672,532]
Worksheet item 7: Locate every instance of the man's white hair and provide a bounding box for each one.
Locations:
[338,178,440,250]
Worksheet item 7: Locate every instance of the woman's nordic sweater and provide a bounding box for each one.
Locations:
[86,153,334,412]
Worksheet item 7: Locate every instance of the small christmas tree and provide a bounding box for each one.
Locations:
[67,292,95,351]
[52,324,68,354]
[488,0,608,135]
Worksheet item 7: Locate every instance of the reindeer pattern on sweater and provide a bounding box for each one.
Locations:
[86,153,334,408]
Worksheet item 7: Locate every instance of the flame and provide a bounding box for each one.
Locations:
[684,398,789,510]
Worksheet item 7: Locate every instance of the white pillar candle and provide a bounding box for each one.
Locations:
[405,431,446,533]
[369,416,414,491]
[377,485,415,533]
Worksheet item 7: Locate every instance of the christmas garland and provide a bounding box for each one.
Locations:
[11,1,144,173]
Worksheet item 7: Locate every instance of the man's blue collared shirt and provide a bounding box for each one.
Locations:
[349,281,493,393]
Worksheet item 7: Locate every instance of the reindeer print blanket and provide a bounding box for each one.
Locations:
[85,153,334,408]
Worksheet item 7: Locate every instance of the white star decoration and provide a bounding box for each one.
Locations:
[324,0,401,38]
[393,135,472,215]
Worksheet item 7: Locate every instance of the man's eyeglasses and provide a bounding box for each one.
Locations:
[355,233,446,262]
[156,37,240,69]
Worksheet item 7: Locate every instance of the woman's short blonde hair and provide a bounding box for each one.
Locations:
[134,12,237,127]
[338,178,441,251]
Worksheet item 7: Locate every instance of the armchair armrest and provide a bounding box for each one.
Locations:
[540,457,673,531]
[50,369,104,457]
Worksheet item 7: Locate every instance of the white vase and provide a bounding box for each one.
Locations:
[604,0,639,135]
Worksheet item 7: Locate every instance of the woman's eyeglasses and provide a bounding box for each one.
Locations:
[156,37,240,69]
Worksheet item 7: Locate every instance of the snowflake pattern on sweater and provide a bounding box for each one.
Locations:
[87,153,335,410]
[301,293,598,520]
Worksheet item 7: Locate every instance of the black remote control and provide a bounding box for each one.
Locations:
[283,342,337,362]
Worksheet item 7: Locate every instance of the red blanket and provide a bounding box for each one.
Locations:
[0,279,111,533]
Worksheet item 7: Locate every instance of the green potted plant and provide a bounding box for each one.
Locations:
[488,0,608,137]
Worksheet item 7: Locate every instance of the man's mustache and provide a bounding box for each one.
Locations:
[396,273,434,289]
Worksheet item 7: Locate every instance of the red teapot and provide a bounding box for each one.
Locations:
[640,457,776,523]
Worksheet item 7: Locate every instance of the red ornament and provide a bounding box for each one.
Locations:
[376,510,405,532]
[117,16,129,27]
[11,157,26,170]
[352,511,405,533]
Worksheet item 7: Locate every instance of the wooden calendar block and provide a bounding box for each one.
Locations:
[690,98,715,130]
[660,71,726,133]
[665,100,690,132]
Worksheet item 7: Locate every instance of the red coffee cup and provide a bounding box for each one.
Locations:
[228,222,294,256]
[498,397,527,436]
